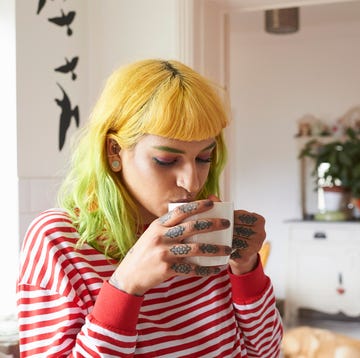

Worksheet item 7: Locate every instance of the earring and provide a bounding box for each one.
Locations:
[111,160,121,171]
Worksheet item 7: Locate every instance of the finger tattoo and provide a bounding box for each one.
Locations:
[232,238,249,250]
[194,220,213,231]
[195,266,221,276]
[159,211,172,224]
[171,263,192,274]
[165,225,186,238]
[170,244,191,256]
[179,202,199,214]
[237,214,257,225]
[199,244,219,254]
[230,250,242,260]
[234,226,255,238]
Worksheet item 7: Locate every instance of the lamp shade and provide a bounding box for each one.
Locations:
[265,7,299,34]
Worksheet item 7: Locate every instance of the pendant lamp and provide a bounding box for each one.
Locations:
[265,7,299,34]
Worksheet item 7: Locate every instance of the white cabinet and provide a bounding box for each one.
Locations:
[285,221,360,325]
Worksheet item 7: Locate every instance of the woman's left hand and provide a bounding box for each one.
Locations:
[208,195,266,276]
[229,209,266,275]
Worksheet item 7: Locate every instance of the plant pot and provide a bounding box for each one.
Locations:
[322,186,349,212]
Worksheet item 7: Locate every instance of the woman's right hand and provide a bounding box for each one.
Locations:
[110,199,231,296]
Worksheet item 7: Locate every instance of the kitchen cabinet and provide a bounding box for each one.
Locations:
[285,221,360,325]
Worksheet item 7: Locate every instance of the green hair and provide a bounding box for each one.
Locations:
[58,59,230,260]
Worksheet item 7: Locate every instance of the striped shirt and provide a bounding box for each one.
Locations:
[17,209,283,357]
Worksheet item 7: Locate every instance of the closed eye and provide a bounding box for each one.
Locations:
[152,157,178,166]
[196,156,212,164]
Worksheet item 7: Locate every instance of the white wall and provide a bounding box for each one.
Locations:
[0,0,18,317]
[16,0,183,242]
[227,1,360,298]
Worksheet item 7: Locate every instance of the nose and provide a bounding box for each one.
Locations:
[176,163,201,194]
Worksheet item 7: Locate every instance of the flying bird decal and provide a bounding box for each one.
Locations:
[55,83,80,151]
[48,9,76,36]
[54,56,79,80]
[36,0,53,15]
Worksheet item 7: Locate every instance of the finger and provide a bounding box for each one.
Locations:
[158,199,214,226]
[234,211,265,227]
[170,262,225,277]
[168,243,232,258]
[163,218,230,241]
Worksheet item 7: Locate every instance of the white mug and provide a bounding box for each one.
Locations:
[168,202,234,266]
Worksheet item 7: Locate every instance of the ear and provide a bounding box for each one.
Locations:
[106,136,121,172]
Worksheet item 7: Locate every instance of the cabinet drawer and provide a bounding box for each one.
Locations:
[290,227,351,242]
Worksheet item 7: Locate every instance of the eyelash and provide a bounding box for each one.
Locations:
[152,157,212,166]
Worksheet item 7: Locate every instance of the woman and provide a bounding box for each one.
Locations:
[17,59,283,357]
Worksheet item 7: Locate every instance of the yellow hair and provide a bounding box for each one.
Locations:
[58,59,230,259]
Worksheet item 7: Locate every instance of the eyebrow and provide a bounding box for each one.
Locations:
[153,141,216,154]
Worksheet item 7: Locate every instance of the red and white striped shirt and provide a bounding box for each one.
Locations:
[17,209,283,357]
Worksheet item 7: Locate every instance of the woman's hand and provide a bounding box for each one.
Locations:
[229,210,266,275]
[207,195,266,276]
[110,199,232,296]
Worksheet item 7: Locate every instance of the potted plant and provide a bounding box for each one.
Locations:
[299,128,360,213]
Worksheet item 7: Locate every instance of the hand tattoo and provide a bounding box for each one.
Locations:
[171,263,192,274]
[199,244,219,254]
[165,225,186,238]
[234,226,255,238]
[170,244,191,256]
[194,220,213,231]
[237,214,257,225]
[179,202,199,214]
[232,238,249,250]
[159,211,172,224]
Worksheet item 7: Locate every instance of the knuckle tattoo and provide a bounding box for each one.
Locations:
[195,266,212,276]
[165,225,186,238]
[170,244,191,256]
[179,202,198,214]
[159,212,172,224]
[194,220,213,231]
[237,214,257,225]
[234,226,255,238]
[171,263,192,274]
[230,250,242,260]
[232,238,249,250]
[199,244,219,254]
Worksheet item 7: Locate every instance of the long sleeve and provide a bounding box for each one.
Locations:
[229,258,283,357]
[17,209,283,357]
[16,209,142,357]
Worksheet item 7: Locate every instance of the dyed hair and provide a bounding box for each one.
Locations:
[58,59,230,259]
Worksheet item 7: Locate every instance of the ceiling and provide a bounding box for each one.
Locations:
[209,0,359,11]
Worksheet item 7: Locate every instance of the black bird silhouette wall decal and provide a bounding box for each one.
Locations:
[54,57,79,80]
[55,83,80,151]
[48,9,76,36]
[36,0,53,15]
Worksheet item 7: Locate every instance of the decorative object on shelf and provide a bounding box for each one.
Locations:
[265,7,299,34]
[295,114,330,138]
[299,127,360,220]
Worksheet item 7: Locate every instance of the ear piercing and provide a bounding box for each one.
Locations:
[111,160,121,170]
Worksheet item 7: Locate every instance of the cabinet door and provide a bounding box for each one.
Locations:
[288,228,360,317]
[339,246,360,316]
[292,241,341,314]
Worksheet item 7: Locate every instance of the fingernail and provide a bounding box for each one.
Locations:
[224,246,232,255]
[204,200,214,207]
[221,219,230,227]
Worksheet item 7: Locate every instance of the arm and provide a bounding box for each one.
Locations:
[229,258,283,358]
[228,209,283,357]
[16,210,142,357]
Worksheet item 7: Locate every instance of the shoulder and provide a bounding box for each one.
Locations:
[21,209,79,260]
[25,208,77,241]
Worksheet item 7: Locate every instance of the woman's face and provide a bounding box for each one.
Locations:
[119,134,216,223]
